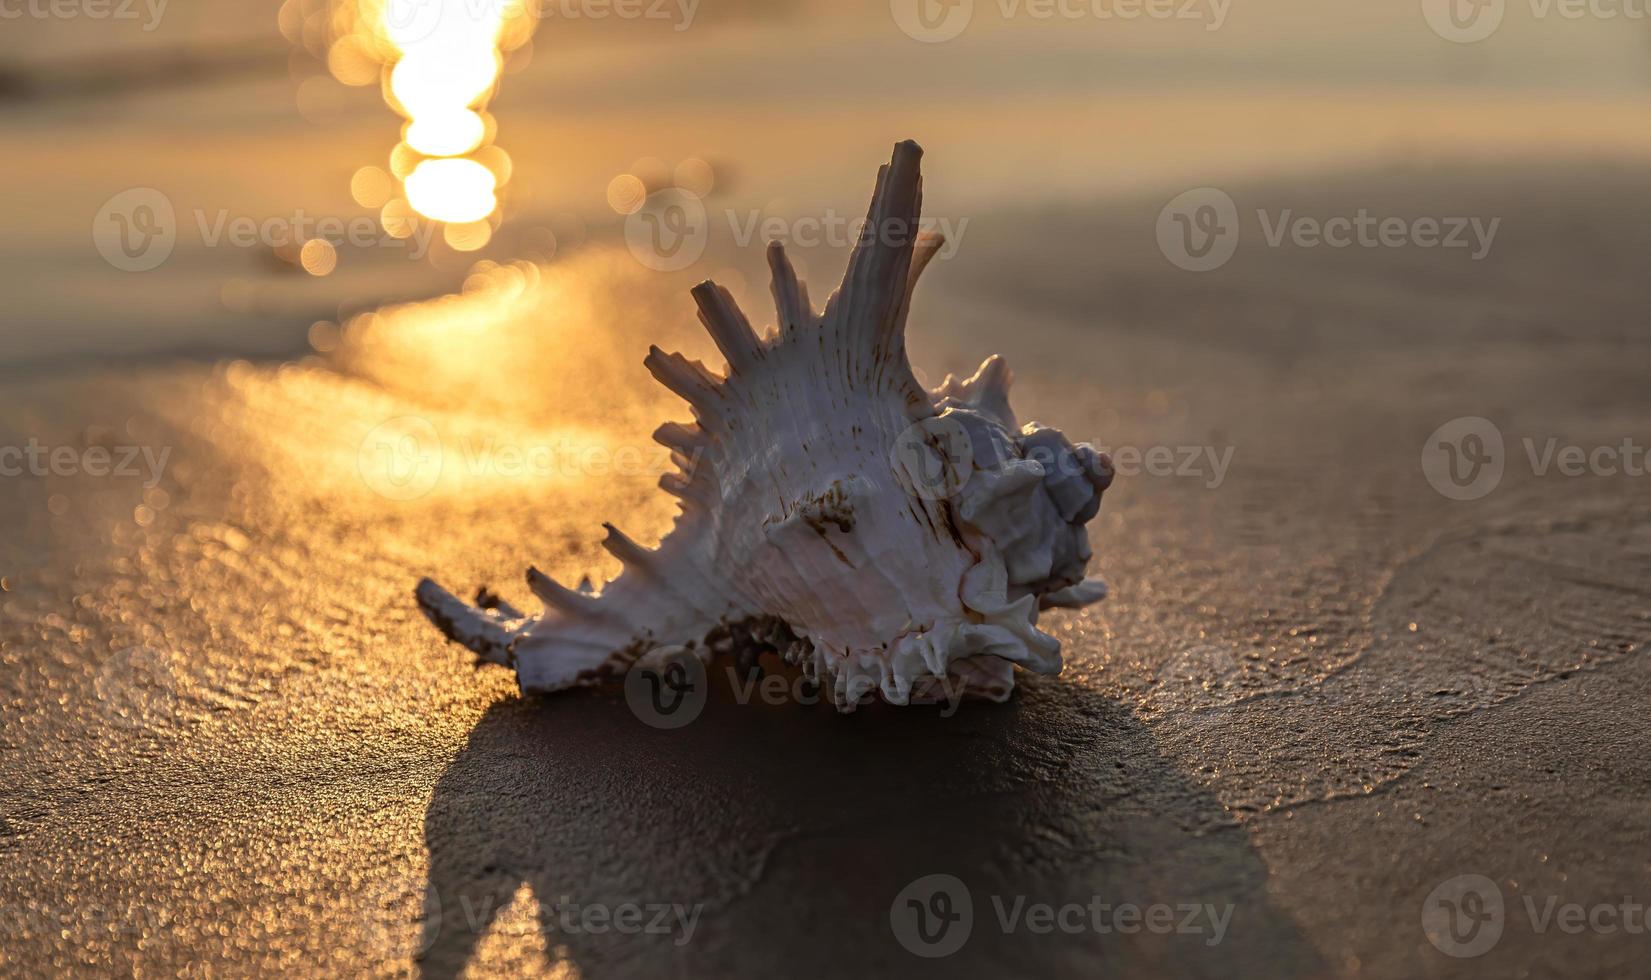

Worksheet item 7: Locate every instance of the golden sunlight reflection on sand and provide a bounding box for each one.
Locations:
[180,249,713,564]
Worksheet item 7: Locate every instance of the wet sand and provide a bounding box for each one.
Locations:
[2,157,1650,978]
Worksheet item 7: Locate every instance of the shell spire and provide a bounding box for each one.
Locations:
[416,140,1114,709]
[820,139,930,405]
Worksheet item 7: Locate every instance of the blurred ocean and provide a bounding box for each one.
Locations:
[3,0,1650,366]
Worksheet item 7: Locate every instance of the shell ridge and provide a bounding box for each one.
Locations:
[766,241,814,334]
[691,281,762,375]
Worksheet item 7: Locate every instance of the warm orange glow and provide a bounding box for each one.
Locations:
[320,0,535,233]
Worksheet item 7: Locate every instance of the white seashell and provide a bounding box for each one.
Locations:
[415,140,1114,711]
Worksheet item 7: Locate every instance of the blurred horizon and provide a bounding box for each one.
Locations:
[5,0,1651,366]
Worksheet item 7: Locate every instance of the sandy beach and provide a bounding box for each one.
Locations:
[4,2,1651,976]
[5,152,1651,975]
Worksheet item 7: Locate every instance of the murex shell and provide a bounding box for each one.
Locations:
[416,140,1114,711]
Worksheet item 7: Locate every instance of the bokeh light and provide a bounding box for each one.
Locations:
[300,239,339,276]
[406,159,498,224]
[674,157,717,198]
[303,0,537,239]
[351,166,395,208]
[405,108,487,157]
[606,174,648,216]
[443,220,494,252]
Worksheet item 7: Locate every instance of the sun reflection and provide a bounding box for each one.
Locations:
[293,0,536,236]
[375,0,531,227]
[405,108,487,156]
[405,158,498,223]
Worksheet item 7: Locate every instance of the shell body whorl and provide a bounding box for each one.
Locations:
[416,140,1113,710]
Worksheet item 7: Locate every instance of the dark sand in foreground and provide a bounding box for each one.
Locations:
[2,160,1650,978]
